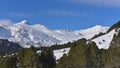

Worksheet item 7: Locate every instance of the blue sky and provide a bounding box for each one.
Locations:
[0,0,120,30]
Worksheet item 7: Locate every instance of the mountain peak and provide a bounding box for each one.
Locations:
[16,20,29,25]
[80,25,109,33]
[90,25,103,29]
[92,25,108,29]
[20,20,29,24]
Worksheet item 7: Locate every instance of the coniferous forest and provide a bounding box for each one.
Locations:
[1,37,120,68]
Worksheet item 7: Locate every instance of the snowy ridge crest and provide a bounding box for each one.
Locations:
[0,20,109,48]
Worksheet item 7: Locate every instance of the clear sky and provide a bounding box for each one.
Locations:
[0,0,120,30]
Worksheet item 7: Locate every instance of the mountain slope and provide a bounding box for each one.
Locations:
[91,21,120,49]
[56,21,120,68]
[0,20,109,48]
[92,29,116,49]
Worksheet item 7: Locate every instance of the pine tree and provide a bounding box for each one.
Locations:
[39,47,56,68]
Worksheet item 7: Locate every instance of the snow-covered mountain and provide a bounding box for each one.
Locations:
[0,20,109,48]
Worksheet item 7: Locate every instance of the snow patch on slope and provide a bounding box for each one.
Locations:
[92,29,116,49]
[36,48,70,60]
[54,48,70,60]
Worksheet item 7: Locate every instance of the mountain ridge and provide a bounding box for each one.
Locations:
[0,20,109,48]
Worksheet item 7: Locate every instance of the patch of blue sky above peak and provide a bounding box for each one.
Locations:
[0,0,119,30]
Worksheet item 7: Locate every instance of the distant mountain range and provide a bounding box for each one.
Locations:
[0,20,109,48]
[1,20,120,68]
